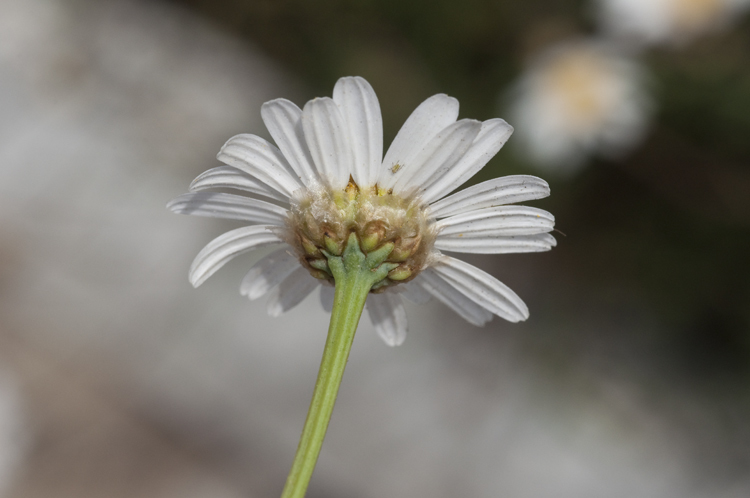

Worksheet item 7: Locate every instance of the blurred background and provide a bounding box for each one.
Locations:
[0,0,749,497]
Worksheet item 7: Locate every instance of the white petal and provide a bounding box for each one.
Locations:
[319,284,335,313]
[167,192,289,225]
[261,99,320,187]
[189,166,289,203]
[217,134,303,197]
[302,97,353,190]
[395,280,432,304]
[428,175,549,218]
[240,248,300,300]
[367,292,408,347]
[435,233,557,254]
[431,256,529,322]
[189,225,284,287]
[414,270,493,326]
[420,119,514,204]
[266,267,319,317]
[391,120,482,196]
[333,76,383,188]
[436,206,555,237]
[378,94,459,191]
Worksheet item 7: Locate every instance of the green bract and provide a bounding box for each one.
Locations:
[286,180,437,290]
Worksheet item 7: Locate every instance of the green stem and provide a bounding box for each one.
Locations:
[280,234,396,498]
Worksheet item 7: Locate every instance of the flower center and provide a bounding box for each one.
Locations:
[673,0,722,30]
[286,180,437,291]
[543,50,615,129]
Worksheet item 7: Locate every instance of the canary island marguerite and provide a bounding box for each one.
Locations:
[169,76,555,498]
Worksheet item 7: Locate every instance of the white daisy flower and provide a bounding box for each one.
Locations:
[508,40,652,173]
[168,76,556,346]
[595,0,750,45]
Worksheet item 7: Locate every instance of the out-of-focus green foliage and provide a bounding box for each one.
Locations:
[176,0,587,132]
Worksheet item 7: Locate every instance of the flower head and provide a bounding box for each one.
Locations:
[595,0,750,45]
[169,76,555,345]
[508,40,652,172]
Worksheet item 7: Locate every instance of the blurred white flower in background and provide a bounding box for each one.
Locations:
[595,0,750,45]
[507,40,652,173]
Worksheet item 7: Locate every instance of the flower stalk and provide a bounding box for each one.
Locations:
[280,233,397,498]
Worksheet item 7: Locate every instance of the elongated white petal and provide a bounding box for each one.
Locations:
[421,119,514,204]
[391,120,481,196]
[435,233,557,254]
[333,76,383,188]
[431,256,529,322]
[167,192,289,225]
[189,225,284,287]
[266,267,319,317]
[261,99,320,187]
[436,206,555,237]
[378,94,459,191]
[218,134,303,197]
[302,97,353,190]
[189,166,290,203]
[429,175,549,218]
[414,270,493,326]
[240,249,300,300]
[396,280,432,304]
[319,284,335,313]
[367,292,408,347]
